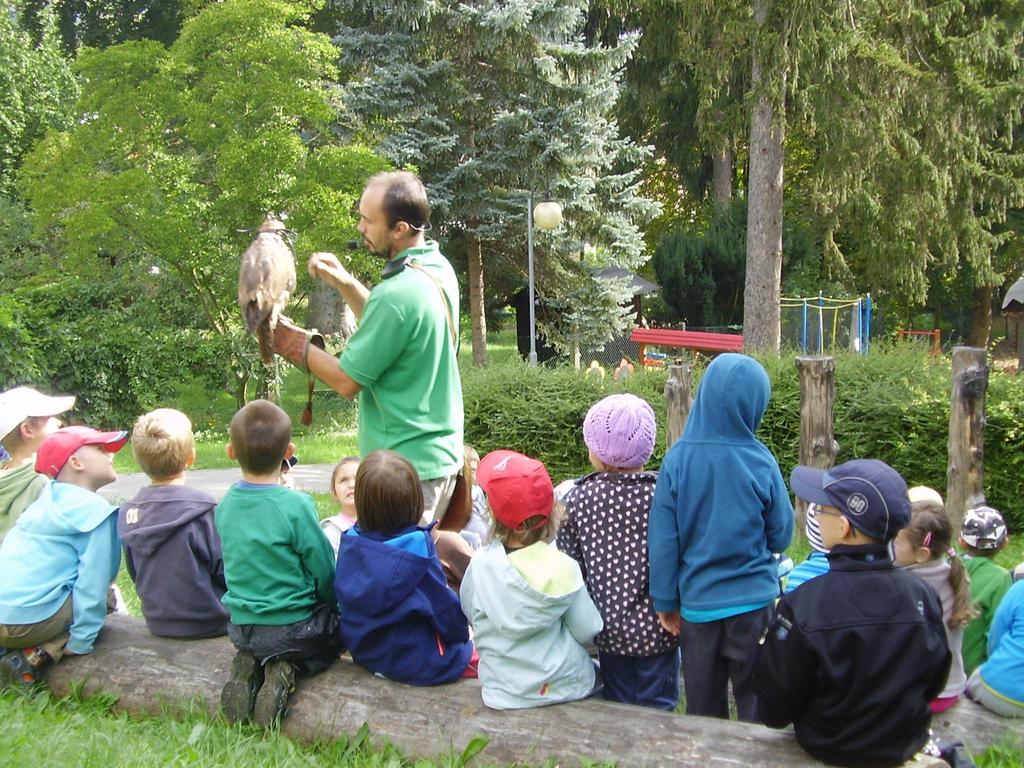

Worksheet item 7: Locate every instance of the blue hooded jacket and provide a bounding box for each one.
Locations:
[335,524,472,686]
[649,353,793,618]
[0,481,120,653]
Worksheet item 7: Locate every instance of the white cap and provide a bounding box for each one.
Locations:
[0,387,76,441]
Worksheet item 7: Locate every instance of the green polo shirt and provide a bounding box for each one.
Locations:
[340,240,463,480]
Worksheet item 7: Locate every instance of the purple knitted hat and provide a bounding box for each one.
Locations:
[583,393,656,469]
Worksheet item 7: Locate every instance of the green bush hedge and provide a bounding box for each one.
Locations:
[462,350,1024,530]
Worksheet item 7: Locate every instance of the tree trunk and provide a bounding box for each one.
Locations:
[967,285,993,349]
[467,232,488,367]
[711,146,733,209]
[795,356,839,528]
[46,614,995,763]
[946,346,988,534]
[664,361,693,448]
[743,0,786,354]
[308,281,356,339]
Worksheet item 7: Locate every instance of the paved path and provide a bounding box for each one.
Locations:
[100,464,336,503]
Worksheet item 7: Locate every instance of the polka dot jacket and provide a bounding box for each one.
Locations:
[556,471,679,657]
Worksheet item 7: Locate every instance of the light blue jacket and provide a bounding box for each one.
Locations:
[461,540,602,709]
[0,481,120,654]
[649,353,794,619]
[979,579,1024,705]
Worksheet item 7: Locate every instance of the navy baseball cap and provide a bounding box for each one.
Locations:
[790,459,911,542]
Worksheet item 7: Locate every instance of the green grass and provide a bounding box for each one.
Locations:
[0,687,490,768]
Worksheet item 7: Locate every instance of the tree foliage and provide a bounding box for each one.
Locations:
[9,0,387,408]
[18,0,193,52]
[20,0,387,337]
[333,0,659,363]
[798,1,1024,306]
[0,4,77,197]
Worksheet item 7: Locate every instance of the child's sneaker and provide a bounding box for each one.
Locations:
[253,658,295,727]
[0,646,52,688]
[220,650,263,722]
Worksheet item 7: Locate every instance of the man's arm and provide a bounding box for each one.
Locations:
[272,319,363,400]
[308,252,371,319]
[307,344,362,400]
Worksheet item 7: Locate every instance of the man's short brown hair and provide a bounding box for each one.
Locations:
[367,171,430,231]
[229,400,292,475]
[132,408,195,480]
[354,450,423,533]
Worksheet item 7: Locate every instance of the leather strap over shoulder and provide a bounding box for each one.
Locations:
[407,261,458,351]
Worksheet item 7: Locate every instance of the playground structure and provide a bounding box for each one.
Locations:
[896,328,942,356]
[781,293,872,355]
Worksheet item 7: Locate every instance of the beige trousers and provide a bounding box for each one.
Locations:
[419,473,459,526]
[0,596,73,661]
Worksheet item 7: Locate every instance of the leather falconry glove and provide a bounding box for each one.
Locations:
[271,316,325,374]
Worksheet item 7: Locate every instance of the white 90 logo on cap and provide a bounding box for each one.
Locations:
[493,457,511,472]
[846,493,869,516]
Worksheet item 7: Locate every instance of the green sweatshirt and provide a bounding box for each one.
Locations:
[0,461,48,544]
[963,555,1013,675]
[214,484,337,625]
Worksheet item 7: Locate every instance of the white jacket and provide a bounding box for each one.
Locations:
[461,540,602,709]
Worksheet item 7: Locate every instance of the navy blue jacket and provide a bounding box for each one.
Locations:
[753,544,951,767]
[118,485,228,638]
[335,524,472,685]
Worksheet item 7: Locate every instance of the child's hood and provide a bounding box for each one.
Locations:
[117,485,216,555]
[16,480,117,535]
[336,527,433,615]
[467,541,585,639]
[682,353,771,442]
[0,461,44,505]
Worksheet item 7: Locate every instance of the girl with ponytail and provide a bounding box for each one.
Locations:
[893,488,977,713]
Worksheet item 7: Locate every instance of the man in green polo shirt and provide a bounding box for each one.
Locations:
[271,171,463,522]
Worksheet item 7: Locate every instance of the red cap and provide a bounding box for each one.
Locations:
[35,426,129,478]
[476,450,554,531]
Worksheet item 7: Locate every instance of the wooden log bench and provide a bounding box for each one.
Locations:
[42,616,1020,767]
[630,328,744,367]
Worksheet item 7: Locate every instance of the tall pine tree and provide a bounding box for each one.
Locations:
[333,0,658,365]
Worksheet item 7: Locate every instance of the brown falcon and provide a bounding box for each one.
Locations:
[238,214,296,363]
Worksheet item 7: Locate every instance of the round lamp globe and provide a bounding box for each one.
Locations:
[533,201,563,230]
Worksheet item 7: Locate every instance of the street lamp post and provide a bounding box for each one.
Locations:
[526,193,563,366]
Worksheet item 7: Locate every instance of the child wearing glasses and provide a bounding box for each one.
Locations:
[753,459,951,767]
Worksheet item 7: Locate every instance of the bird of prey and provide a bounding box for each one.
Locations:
[238,214,296,364]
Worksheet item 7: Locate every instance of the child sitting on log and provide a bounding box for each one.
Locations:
[0,426,127,687]
[334,449,474,684]
[957,504,1012,676]
[556,393,680,710]
[320,455,359,558]
[118,408,228,639]
[893,488,974,712]
[217,400,341,726]
[0,386,75,543]
[752,459,952,767]
[461,450,603,709]
[966,577,1024,717]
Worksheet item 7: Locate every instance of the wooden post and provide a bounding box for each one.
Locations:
[664,360,692,449]
[947,346,988,533]
[795,356,839,525]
